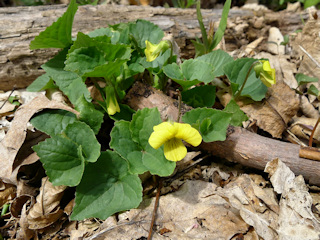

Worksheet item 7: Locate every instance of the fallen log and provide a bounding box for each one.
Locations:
[0,4,313,91]
[125,81,320,186]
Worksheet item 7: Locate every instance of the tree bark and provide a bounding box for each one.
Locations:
[125,81,320,186]
[0,4,311,91]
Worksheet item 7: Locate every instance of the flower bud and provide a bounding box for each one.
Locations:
[254,60,276,87]
[144,40,170,62]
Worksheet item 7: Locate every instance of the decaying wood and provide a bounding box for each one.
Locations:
[126,81,320,186]
[0,4,312,91]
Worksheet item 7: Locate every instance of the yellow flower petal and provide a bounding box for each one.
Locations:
[260,60,276,87]
[144,40,170,62]
[174,122,202,147]
[164,138,187,161]
[106,86,120,115]
[148,122,176,149]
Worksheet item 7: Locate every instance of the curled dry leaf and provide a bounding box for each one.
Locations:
[265,159,320,239]
[27,177,67,230]
[0,94,79,185]
[16,202,35,240]
[0,182,16,207]
[289,116,320,144]
[300,95,320,119]
[241,82,299,138]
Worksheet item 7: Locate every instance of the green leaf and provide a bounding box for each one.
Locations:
[110,110,176,176]
[74,96,104,134]
[42,48,91,104]
[130,108,162,149]
[27,73,56,92]
[182,85,216,108]
[140,49,174,73]
[210,0,231,50]
[304,0,320,8]
[65,44,131,78]
[182,108,232,142]
[192,39,207,58]
[295,73,319,87]
[30,0,77,49]
[224,58,268,101]
[65,46,106,76]
[197,50,233,77]
[33,136,85,186]
[63,122,100,163]
[129,19,164,49]
[109,104,136,122]
[71,151,142,220]
[33,121,100,186]
[223,99,248,126]
[164,59,215,90]
[30,109,77,136]
[308,84,320,97]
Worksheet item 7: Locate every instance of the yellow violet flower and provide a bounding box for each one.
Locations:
[105,86,120,115]
[254,60,276,87]
[145,40,170,62]
[148,122,202,162]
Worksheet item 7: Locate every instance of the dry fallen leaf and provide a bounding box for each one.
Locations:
[289,116,320,144]
[219,175,279,240]
[87,180,250,240]
[265,158,320,239]
[0,94,79,185]
[241,82,299,138]
[27,177,67,230]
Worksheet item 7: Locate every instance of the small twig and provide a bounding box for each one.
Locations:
[85,220,149,240]
[299,45,320,68]
[0,88,15,111]
[299,146,320,161]
[309,117,320,147]
[147,178,163,240]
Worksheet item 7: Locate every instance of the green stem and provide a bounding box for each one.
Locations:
[196,0,209,52]
[91,78,106,102]
[177,89,182,122]
[1,204,9,216]
[234,61,259,100]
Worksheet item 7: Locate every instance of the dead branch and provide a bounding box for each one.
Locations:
[0,4,313,91]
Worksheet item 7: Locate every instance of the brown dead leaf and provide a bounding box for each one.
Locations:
[265,159,320,239]
[88,180,249,240]
[0,94,79,185]
[291,15,320,81]
[0,182,16,207]
[289,116,320,144]
[219,175,279,240]
[10,194,34,218]
[27,177,67,230]
[300,95,320,119]
[16,202,35,240]
[241,82,299,138]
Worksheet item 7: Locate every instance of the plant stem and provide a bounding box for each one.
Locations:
[309,117,320,147]
[234,61,258,100]
[147,177,162,240]
[177,89,182,122]
[196,0,209,52]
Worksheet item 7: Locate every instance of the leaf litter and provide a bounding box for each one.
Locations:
[2,2,320,240]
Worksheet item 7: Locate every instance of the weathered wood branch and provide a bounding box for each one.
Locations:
[0,4,312,91]
[126,81,320,186]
